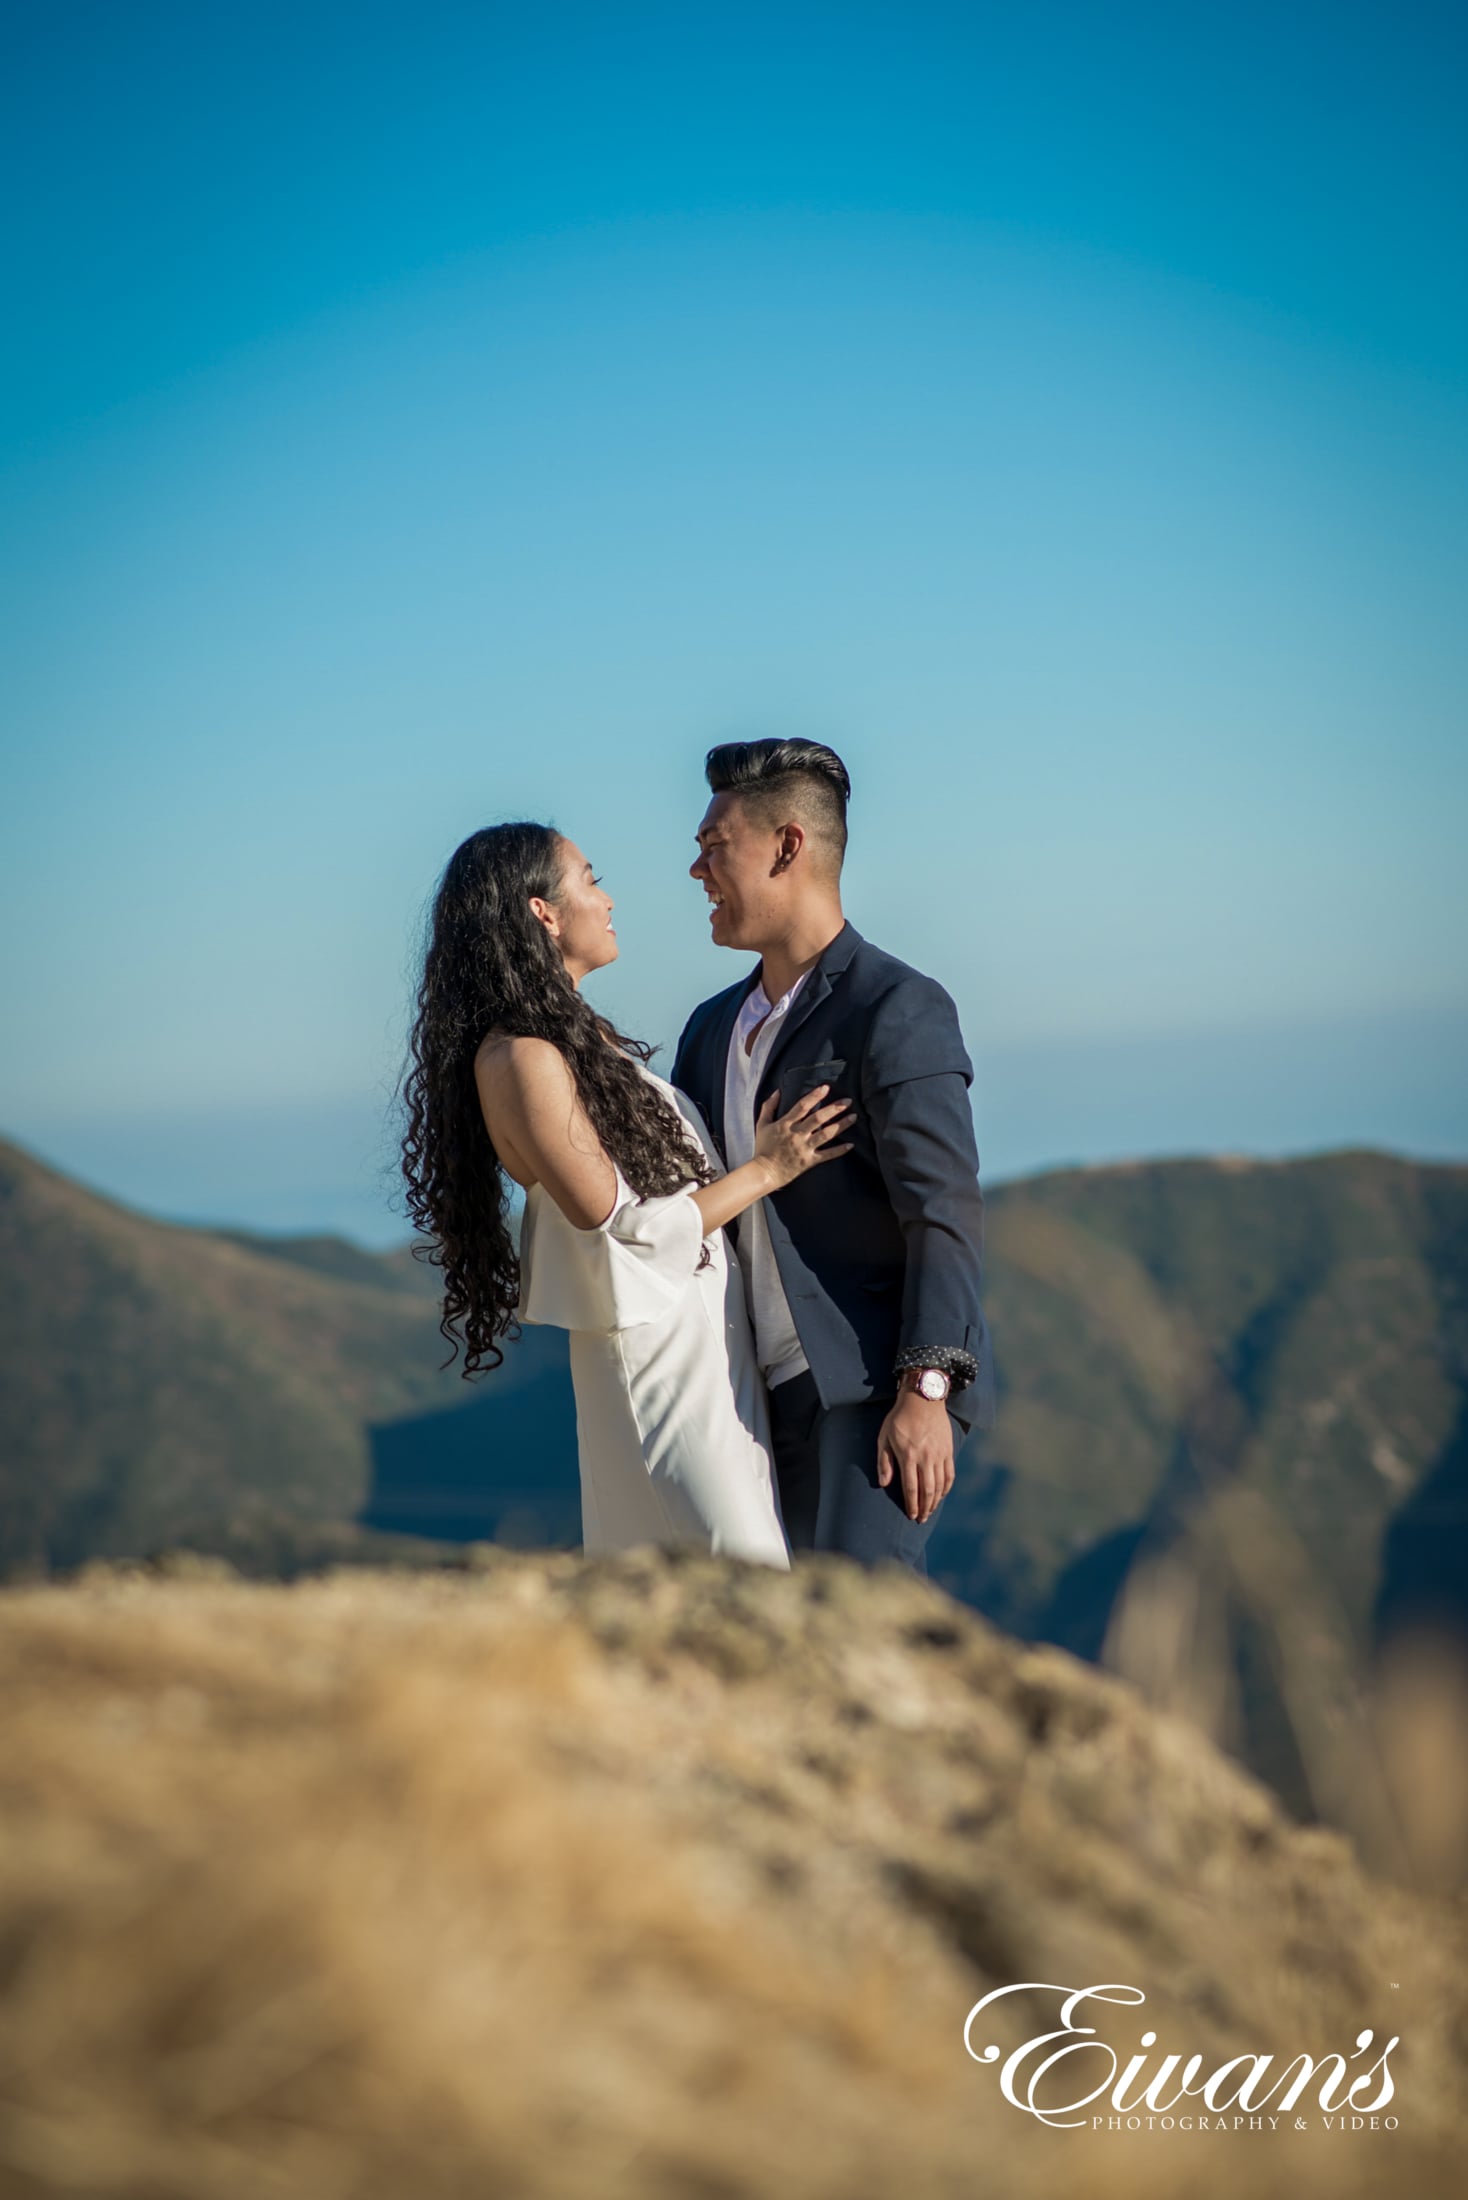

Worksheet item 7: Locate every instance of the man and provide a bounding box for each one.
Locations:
[672,737,996,1573]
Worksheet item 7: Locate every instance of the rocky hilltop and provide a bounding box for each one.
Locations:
[0,1545,1463,2199]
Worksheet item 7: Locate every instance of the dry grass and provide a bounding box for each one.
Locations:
[0,1553,1464,2199]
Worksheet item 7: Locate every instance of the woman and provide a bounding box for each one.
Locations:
[400,821,854,1566]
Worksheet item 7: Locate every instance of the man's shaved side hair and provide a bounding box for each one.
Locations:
[704,738,851,875]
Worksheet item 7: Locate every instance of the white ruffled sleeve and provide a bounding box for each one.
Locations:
[518,1181,710,1334]
[599,1188,708,1327]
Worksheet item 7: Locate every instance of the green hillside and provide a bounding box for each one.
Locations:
[0,1136,555,1573]
[931,1147,1468,1640]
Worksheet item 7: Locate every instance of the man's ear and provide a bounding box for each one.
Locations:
[772,820,805,874]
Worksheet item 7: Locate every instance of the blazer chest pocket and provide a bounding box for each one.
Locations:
[782,1058,848,1104]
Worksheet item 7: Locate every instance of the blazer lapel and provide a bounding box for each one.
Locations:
[705,965,762,1160]
[755,920,862,1107]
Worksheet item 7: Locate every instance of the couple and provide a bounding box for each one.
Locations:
[400,738,995,1575]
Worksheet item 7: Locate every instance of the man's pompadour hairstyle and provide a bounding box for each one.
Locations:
[703,738,851,870]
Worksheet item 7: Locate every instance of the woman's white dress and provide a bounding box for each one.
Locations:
[515,1061,791,1568]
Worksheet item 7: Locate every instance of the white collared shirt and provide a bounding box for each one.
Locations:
[723,970,812,1389]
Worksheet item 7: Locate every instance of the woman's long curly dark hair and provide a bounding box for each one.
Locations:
[400,821,717,1375]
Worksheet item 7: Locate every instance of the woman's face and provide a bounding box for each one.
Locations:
[534,837,617,983]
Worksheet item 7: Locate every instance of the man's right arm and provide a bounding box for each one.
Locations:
[860,975,987,1400]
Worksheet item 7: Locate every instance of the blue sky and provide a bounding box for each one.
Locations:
[2,0,1464,1243]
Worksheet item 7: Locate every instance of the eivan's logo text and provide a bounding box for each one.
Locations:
[964,1982,1400,2132]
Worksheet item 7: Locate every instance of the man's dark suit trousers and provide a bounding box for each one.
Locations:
[766,1369,964,1573]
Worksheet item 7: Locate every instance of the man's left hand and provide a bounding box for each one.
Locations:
[876,1392,955,1523]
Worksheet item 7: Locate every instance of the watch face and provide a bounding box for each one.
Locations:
[917,1369,947,1400]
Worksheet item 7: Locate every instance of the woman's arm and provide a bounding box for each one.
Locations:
[475,1037,619,1230]
[690,1085,854,1234]
[477,1040,854,1238]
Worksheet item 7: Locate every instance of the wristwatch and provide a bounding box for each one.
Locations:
[901,1366,952,1403]
[893,1343,978,1393]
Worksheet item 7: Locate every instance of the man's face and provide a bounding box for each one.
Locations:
[689,791,785,951]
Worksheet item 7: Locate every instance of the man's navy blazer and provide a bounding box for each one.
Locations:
[671,920,997,1436]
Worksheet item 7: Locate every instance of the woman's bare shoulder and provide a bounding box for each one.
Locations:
[475,1032,573,1090]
